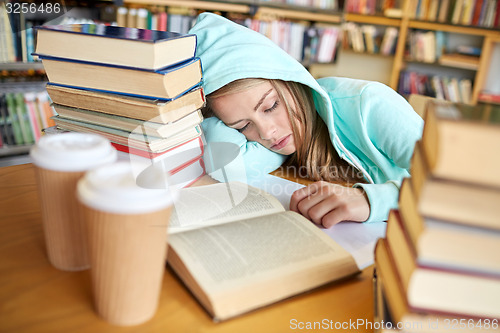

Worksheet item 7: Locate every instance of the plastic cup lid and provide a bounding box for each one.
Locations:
[77,161,178,214]
[30,132,117,172]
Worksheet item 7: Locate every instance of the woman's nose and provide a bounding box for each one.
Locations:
[257,121,276,141]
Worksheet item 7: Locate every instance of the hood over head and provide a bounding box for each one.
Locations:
[188,12,334,128]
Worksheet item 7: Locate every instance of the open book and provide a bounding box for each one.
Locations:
[166,182,360,321]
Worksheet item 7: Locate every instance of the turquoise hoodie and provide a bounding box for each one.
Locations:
[189,13,423,222]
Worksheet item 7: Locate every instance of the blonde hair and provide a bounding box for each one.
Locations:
[205,78,366,185]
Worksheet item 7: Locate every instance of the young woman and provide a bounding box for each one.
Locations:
[189,13,423,227]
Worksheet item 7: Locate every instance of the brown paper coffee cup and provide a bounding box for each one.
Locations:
[34,167,88,270]
[77,162,176,326]
[30,133,117,271]
[84,205,172,326]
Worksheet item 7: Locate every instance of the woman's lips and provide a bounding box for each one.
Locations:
[271,134,291,151]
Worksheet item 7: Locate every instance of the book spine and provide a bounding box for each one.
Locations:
[5,93,24,145]
[15,93,34,144]
[116,7,127,27]
[25,21,35,62]
[0,94,13,145]
[24,93,42,142]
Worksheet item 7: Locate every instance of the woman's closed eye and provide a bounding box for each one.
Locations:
[237,122,250,132]
[235,100,279,132]
[264,100,279,113]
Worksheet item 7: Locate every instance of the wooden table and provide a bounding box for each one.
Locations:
[0,164,375,333]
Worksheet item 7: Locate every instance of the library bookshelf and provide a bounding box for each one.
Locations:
[122,0,500,107]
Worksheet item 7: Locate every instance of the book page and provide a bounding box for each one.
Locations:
[168,211,358,294]
[168,182,285,233]
[249,173,387,269]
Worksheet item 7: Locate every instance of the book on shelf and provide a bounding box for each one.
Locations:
[342,22,385,55]
[461,0,476,25]
[447,78,461,103]
[34,24,197,70]
[38,56,203,100]
[457,44,482,56]
[444,0,500,27]
[0,94,14,146]
[361,25,378,54]
[418,0,431,20]
[426,0,440,21]
[384,7,403,18]
[342,22,364,53]
[235,16,342,65]
[52,104,203,139]
[421,101,500,189]
[374,237,500,333]
[316,26,341,63]
[4,92,36,146]
[437,0,451,22]
[0,5,16,63]
[345,0,377,14]
[1,5,41,63]
[35,92,56,129]
[52,116,202,154]
[458,79,472,105]
[380,27,398,56]
[408,30,440,63]
[471,0,485,25]
[403,74,472,105]
[4,93,24,145]
[478,91,500,104]
[166,181,360,321]
[46,84,205,124]
[15,93,35,145]
[438,53,479,70]
[23,93,43,142]
[451,0,465,24]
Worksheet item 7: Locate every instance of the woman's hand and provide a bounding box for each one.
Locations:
[289,181,370,228]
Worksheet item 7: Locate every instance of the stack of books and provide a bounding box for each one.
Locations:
[34,24,206,188]
[374,101,500,332]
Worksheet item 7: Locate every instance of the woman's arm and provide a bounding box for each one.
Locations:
[353,82,423,222]
[201,117,288,182]
[291,82,423,225]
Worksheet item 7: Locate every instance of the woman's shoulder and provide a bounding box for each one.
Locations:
[316,77,389,99]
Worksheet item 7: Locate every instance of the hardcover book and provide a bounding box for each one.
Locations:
[114,135,204,176]
[381,219,500,319]
[46,84,205,124]
[35,24,197,70]
[164,156,206,189]
[410,141,500,231]
[52,116,202,154]
[39,56,202,100]
[166,182,360,321]
[374,238,499,333]
[421,101,500,189]
[52,104,203,138]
